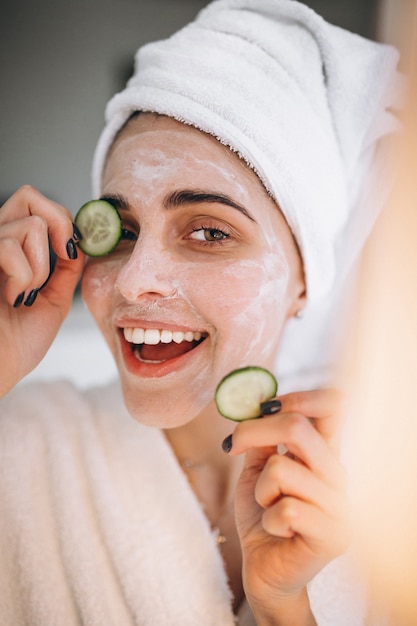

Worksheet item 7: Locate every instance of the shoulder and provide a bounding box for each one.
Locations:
[0,379,83,428]
[0,378,133,452]
[0,377,157,461]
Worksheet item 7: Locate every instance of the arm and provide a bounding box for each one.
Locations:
[0,185,84,396]
[227,389,349,625]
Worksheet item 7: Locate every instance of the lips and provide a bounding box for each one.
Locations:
[121,326,207,373]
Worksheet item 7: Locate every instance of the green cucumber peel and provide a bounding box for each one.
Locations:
[215,365,278,421]
[74,200,122,257]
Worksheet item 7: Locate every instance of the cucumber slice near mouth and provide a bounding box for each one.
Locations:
[215,366,278,421]
[74,200,122,257]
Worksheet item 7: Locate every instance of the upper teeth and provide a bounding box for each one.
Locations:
[123,328,203,345]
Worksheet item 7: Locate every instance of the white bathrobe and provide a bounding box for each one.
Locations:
[0,380,367,625]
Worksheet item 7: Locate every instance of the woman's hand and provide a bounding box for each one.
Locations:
[228,389,350,625]
[0,185,85,396]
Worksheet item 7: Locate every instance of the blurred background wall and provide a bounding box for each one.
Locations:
[2,0,410,393]
[1,0,398,213]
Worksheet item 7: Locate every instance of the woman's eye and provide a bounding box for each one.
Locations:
[190,227,229,242]
[120,228,137,241]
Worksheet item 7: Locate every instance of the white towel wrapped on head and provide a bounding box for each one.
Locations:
[92,0,402,386]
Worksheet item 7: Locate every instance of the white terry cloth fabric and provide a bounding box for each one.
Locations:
[92,0,401,306]
[0,380,367,625]
[91,0,402,389]
[0,381,233,625]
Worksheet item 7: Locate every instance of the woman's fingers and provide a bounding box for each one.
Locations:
[0,187,85,394]
[261,496,351,558]
[0,238,33,304]
[0,186,83,306]
[0,185,76,262]
[229,412,347,490]
[0,216,51,304]
[278,388,346,449]
[254,452,347,518]
[233,389,351,602]
[277,389,344,418]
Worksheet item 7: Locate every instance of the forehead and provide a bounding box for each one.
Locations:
[103,113,271,201]
[102,112,303,278]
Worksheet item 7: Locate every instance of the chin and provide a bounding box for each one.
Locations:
[120,378,214,429]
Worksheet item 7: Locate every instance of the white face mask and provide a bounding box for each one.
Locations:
[82,114,304,427]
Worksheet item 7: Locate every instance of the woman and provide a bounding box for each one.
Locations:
[0,1,401,624]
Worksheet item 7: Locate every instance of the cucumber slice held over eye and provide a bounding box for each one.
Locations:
[74,200,122,257]
[215,366,278,421]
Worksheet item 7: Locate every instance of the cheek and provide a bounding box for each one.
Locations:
[81,259,121,323]
[190,253,291,359]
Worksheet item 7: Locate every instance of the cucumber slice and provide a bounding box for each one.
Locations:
[74,200,122,257]
[215,366,278,421]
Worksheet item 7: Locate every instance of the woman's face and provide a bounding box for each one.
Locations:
[82,113,305,427]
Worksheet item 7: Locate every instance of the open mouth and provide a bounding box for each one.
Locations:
[123,327,207,364]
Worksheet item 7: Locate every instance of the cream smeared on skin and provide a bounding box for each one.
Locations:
[221,252,291,360]
[84,261,119,300]
[104,131,252,209]
[83,114,304,428]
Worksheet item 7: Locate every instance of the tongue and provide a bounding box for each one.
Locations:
[138,340,198,362]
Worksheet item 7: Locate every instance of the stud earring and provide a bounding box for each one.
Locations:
[295,309,304,319]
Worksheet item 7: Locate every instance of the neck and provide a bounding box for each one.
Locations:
[165,401,245,611]
[163,400,242,507]
[164,401,235,465]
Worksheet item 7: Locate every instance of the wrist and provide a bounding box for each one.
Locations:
[248,588,317,626]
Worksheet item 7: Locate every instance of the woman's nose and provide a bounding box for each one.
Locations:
[115,237,177,302]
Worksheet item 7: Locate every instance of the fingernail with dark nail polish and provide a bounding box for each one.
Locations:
[72,223,83,241]
[260,399,282,415]
[66,238,78,260]
[13,292,25,308]
[24,289,39,307]
[222,434,233,453]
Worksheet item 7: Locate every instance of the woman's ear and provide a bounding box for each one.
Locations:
[287,259,307,319]
[290,287,307,319]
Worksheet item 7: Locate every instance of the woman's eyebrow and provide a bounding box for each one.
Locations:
[99,190,257,223]
[99,193,130,212]
[164,190,257,222]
